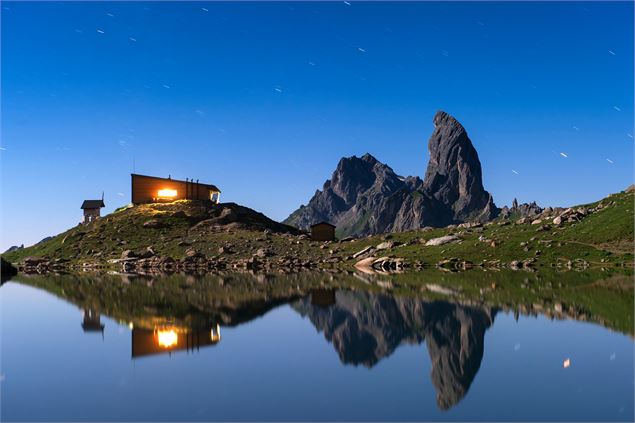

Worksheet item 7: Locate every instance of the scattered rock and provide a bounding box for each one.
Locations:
[255,248,271,258]
[143,219,163,229]
[353,246,374,259]
[376,241,396,250]
[354,256,377,272]
[121,250,138,260]
[425,235,460,246]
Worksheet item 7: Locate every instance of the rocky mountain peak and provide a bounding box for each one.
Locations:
[423,110,496,223]
[284,111,498,236]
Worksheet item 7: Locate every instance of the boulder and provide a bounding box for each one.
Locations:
[143,219,162,229]
[376,241,396,250]
[425,235,460,246]
[255,248,271,258]
[354,256,377,272]
[120,250,138,260]
[352,246,374,259]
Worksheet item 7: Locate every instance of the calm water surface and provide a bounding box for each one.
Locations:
[1,276,633,421]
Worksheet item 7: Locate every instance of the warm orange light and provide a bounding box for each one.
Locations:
[157,188,177,198]
[210,324,221,342]
[157,329,178,348]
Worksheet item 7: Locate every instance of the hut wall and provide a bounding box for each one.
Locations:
[131,174,216,204]
[311,224,335,241]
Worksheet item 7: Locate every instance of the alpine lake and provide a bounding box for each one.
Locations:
[1,269,633,422]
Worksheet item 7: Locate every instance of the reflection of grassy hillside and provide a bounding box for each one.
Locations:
[388,268,634,335]
[11,268,633,335]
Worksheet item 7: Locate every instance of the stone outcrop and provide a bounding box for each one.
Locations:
[422,111,497,224]
[499,198,543,219]
[285,111,498,236]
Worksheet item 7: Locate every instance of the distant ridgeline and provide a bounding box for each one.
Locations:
[284,111,499,237]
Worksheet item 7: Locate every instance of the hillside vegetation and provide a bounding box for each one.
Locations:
[2,189,634,272]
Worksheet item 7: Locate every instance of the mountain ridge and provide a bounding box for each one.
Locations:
[284,111,498,237]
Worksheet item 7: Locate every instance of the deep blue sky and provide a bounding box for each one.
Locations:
[1,1,633,250]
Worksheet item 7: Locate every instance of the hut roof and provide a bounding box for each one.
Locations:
[81,200,105,209]
[310,221,336,228]
[131,173,221,193]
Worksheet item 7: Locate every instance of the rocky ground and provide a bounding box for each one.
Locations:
[2,187,633,276]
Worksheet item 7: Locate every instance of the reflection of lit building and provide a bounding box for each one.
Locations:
[131,324,221,358]
[310,289,336,308]
[81,309,105,335]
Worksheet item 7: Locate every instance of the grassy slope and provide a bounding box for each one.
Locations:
[334,189,634,269]
[3,190,633,271]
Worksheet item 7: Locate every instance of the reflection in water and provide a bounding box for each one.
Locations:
[295,291,495,410]
[10,270,632,413]
[81,309,105,335]
[131,324,221,358]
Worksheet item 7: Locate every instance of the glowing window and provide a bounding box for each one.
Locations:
[157,189,177,198]
[157,330,178,348]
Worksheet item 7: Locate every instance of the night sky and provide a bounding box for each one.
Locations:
[1,1,633,250]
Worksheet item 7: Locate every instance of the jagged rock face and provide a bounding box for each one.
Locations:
[293,291,495,409]
[423,111,497,223]
[499,199,543,219]
[284,111,498,236]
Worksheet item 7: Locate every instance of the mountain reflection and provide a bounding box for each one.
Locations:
[295,291,495,410]
[15,270,625,410]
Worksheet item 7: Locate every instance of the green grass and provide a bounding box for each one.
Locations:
[3,189,633,273]
[333,189,634,269]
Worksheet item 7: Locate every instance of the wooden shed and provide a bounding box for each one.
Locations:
[310,222,336,241]
[131,173,221,205]
[80,199,105,224]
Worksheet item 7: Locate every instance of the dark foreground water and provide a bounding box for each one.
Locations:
[1,275,633,421]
